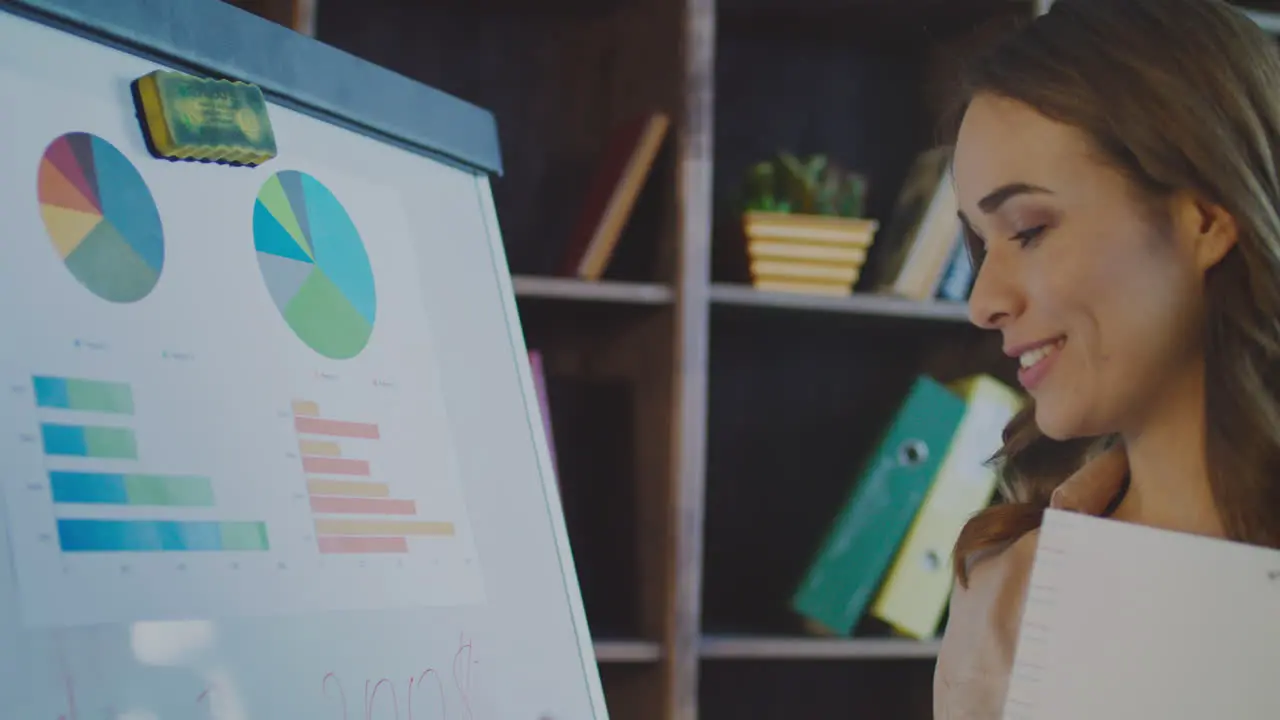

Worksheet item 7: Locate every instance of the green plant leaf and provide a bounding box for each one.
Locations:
[737,151,869,218]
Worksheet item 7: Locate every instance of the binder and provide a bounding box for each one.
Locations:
[870,374,1023,638]
[791,375,967,635]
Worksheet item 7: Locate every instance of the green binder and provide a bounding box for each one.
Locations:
[791,375,967,635]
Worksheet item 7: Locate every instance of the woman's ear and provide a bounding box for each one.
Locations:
[1173,191,1238,273]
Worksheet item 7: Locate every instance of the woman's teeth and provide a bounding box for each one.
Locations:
[1019,340,1061,369]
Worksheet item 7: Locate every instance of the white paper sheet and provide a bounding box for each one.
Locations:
[0,60,487,627]
[1003,508,1280,719]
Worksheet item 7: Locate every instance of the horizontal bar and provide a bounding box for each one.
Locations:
[298,439,340,457]
[50,471,214,506]
[34,376,134,414]
[301,456,369,476]
[710,282,971,322]
[307,478,388,497]
[317,536,408,554]
[41,423,137,459]
[698,635,942,660]
[593,640,664,663]
[314,519,454,537]
[511,275,674,305]
[294,416,380,439]
[292,400,320,417]
[57,519,269,552]
[309,496,416,515]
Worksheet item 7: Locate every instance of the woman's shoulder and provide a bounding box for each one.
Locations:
[933,528,1041,720]
[958,526,1042,595]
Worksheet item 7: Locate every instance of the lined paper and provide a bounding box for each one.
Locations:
[1003,509,1280,719]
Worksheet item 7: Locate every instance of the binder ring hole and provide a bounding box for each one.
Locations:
[923,550,941,572]
[897,440,928,467]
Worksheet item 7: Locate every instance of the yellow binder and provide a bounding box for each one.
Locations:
[869,374,1023,639]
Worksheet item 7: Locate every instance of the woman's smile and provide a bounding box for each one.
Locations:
[1011,336,1065,391]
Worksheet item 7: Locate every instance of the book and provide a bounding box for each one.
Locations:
[527,349,558,479]
[560,111,669,280]
[935,225,975,302]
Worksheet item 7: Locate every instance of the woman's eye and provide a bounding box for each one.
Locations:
[1012,225,1047,246]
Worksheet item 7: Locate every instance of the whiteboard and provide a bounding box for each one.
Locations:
[0,7,607,720]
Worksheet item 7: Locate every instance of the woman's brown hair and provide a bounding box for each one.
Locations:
[949,0,1280,586]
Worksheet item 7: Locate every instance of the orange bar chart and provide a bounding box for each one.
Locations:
[292,400,321,417]
[309,496,416,515]
[314,519,455,536]
[298,439,341,457]
[317,536,408,554]
[294,400,450,555]
[301,456,369,476]
[295,416,380,439]
[306,479,389,497]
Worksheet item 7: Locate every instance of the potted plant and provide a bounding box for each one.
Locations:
[739,152,878,296]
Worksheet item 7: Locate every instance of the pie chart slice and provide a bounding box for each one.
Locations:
[253,171,376,360]
[37,132,165,303]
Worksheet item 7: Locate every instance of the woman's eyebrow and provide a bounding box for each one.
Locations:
[977,182,1053,214]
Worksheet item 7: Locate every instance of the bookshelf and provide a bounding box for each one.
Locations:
[710,282,971,321]
[222,0,1262,717]
[514,275,675,305]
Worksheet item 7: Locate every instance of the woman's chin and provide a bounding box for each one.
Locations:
[1033,402,1092,441]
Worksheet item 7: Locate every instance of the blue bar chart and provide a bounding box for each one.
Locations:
[41,422,137,458]
[49,471,214,506]
[29,374,270,555]
[57,519,269,552]
[33,375,134,414]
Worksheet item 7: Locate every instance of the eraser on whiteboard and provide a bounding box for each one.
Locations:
[132,70,278,166]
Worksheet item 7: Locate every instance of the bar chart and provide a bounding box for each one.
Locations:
[57,518,270,552]
[50,471,214,505]
[34,374,134,413]
[292,399,457,555]
[2,367,485,626]
[32,374,270,555]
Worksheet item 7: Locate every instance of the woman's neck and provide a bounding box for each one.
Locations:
[1116,361,1225,538]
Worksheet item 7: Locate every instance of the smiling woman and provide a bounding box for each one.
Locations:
[931,0,1280,717]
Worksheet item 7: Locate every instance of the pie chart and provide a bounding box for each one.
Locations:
[37,132,165,303]
[253,170,377,360]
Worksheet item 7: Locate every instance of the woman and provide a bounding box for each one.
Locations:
[934,0,1280,716]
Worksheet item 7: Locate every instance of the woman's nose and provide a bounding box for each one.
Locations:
[967,250,1023,330]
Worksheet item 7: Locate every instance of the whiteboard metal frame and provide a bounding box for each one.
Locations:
[5,0,502,176]
[1244,8,1280,36]
[1034,0,1280,36]
[473,177,612,717]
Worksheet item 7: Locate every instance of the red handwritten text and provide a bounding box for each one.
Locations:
[323,635,479,720]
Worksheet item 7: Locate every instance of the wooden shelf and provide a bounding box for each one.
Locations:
[593,639,664,663]
[699,635,941,661]
[513,275,674,305]
[710,283,970,322]
[717,0,1025,31]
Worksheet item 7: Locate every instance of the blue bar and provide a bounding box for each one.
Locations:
[58,519,226,552]
[33,376,69,408]
[41,423,86,456]
[49,472,128,504]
